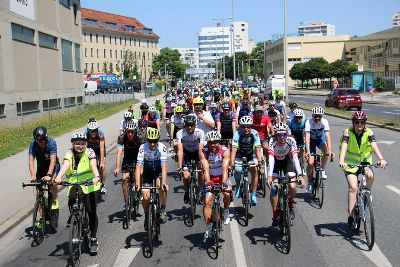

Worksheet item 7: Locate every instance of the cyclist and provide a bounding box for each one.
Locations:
[137,119,148,144]
[216,102,237,146]
[176,114,206,204]
[251,105,274,156]
[267,123,305,226]
[266,101,282,125]
[231,116,262,206]
[163,97,175,138]
[236,99,252,123]
[275,94,286,116]
[28,126,60,224]
[170,105,185,153]
[200,130,232,239]
[288,109,307,174]
[286,101,299,122]
[146,106,161,132]
[113,121,142,209]
[338,111,387,229]
[119,111,133,135]
[135,128,169,229]
[86,120,107,195]
[139,100,149,118]
[231,91,240,109]
[54,133,101,254]
[193,97,215,134]
[209,102,219,122]
[155,98,163,118]
[183,103,193,116]
[305,106,333,182]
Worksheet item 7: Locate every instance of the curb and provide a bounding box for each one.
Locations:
[0,141,118,239]
[300,106,400,133]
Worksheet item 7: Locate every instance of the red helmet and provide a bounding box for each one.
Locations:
[352,111,367,121]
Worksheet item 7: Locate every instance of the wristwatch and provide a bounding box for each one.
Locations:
[47,173,52,177]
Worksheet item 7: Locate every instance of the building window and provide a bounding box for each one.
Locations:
[90,34,92,42]
[121,50,123,58]
[110,50,112,58]
[11,23,34,44]
[75,44,81,72]
[0,104,5,119]
[84,48,87,57]
[96,34,98,43]
[139,39,141,47]
[130,38,132,46]
[147,40,149,47]
[77,96,83,105]
[85,63,88,72]
[91,63,94,72]
[39,32,57,49]
[119,37,121,45]
[61,39,73,71]
[125,37,127,45]
[134,51,137,58]
[73,3,78,25]
[84,33,86,42]
[96,49,99,58]
[64,97,76,108]
[115,50,117,58]
[90,48,93,57]
[43,99,61,111]
[114,36,117,44]
[17,101,40,116]
[109,36,112,44]
[97,63,100,72]
[134,39,136,46]
[288,42,302,50]
[59,0,70,8]
[104,49,106,58]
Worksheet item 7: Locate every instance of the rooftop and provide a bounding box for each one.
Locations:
[81,8,159,39]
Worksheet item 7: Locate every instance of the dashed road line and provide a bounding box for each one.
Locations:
[351,240,393,267]
[112,247,140,267]
[383,111,400,115]
[229,203,248,267]
[386,185,400,196]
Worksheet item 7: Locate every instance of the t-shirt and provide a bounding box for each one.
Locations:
[267,136,301,176]
[264,109,281,124]
[29,138,59,171]
[137,142,168,171]
[288,117,306,145]
[251,115,271,139]
[304,118,330,140]
[163,102,174,113]
[171,115,185,129]
[194,111,214,134]
[176,128,205,152]
[85,128,105,156]
[117,133,142,164]
[341,128,376,146]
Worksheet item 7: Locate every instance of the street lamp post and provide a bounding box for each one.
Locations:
[232,0,236,82]
[213,17,232,80]
[164,63,169,91]
[283,0,289,101]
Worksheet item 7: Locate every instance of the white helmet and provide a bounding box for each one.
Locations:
[149,106,157,113]
[239,116,253,126]
[232,91,239,95]
[125,120,138,130]
[268,101,276,106]
[293,109,304,117]
[210,102,218,108]
[252,88,259,94]
[205,130,221,141]
[87,121,99,130]
[71,132,87,142]
[311,106,325,116]
[273,122,290,132]
[124,111,132,118]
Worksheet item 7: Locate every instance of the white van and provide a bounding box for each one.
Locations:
[84,81,97,95]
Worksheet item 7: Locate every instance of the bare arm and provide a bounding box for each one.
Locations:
[54,159,70,183]
[135,163,143,186]
[230,147,238,166]
[325,131,332,155]
[199,149,210,183]
[99,140,105,166]
[114,147,123,173]
[177,143,184,169]
[28,155,36,181]
[222,149,230,183]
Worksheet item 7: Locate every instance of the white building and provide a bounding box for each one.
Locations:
[175,48,199,68]
[393,12,400,27]
[198,21,249,68]
[298,22,335,36]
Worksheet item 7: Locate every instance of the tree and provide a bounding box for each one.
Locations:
[305,58,329,89]
[249,42,265,78]
[102,61,108,73]
[122,51,140,80]
[289,62,305,88]
[109,62,113,73]
[152,47,187,79]
[116,61,120,73]
[329,59,357,87]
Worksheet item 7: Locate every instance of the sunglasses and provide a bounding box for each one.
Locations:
[126,130,135,135]
[277,133,288,138]
[354,121,365,125]
[313,115,322,119]
[147,139,158,144]
[74,141,86,146]
[185,124,195,128]
[194,103,202,106]
[242,126,251,129]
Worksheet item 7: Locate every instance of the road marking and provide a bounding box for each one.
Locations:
[313,102,322,105]
[87,265,98,267]
[351,240,393,267]
[386,185,400,196]
[229,203,248,267]
[394,110,400,112]
[375,141,395,145]
[383,111,400,115]
[362,108,370,111]
[113,247,140,267]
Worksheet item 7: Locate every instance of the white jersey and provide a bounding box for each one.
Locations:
[163,102,174,113]
[267,136,301,177]
[202,145,227,177]
[304,118,330,140]
[176,128,205,152]
[137,142,167,170]
[171,115,185,129]
[194,111,214,134]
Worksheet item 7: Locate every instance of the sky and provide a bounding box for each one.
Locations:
[82,0,400,48]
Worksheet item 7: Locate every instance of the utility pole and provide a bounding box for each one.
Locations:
[231,0,236,82]
[283,0,289,102]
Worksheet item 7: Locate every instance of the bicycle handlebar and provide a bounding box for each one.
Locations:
[347,162,384,169]
[60,180,94,187]
[206,184,232,193]
[22,182,47,188]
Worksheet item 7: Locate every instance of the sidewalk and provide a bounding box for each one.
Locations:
[0,93,160,238]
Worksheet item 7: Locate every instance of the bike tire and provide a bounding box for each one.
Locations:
[69,218,81,267]
[243,181,250,226]
[147,206,153,256]
[155,200,161,242]
[213,205,220,258]
[32,200,45,245]
[258,172,266,198]
[284,198,292,253]
[317,176,324,209]
[132,191,140,220]
[49,209,59,232]
[189,183,196,223]
[126,186,132,228]
[363,193,375,250]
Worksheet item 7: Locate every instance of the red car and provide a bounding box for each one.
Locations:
[325,88,362,110]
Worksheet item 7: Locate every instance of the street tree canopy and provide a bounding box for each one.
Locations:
[152,47,187,79]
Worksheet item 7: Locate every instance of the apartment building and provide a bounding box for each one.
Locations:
[298,22,335,37]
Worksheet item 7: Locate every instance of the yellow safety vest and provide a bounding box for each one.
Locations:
[340,127,373,173]
[64,148,101,195]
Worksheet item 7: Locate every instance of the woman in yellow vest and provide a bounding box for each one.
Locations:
[55,132,101,254]
[338,111,387,229]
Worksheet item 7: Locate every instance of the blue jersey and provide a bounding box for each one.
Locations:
[232,129,261,160]
[29,138,59,169]
[137,142,168,171]
[289,118,306,145]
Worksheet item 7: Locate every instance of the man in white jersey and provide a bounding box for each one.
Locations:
[193,97,215,133]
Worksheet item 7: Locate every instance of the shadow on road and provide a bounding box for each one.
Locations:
[108,209,125,224]
[233,206,254,227]
[296,192,322,209]
[48,241,69,257]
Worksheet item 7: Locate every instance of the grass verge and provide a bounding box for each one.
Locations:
[0,99,138,160]
[299,103,400,129]
[150,89,164,96]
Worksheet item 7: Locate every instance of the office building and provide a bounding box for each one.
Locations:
[298,22,335,37]
[0,0,82,125]
[393,12,400,27]
[175,48,199,68]
[81,8,159,82]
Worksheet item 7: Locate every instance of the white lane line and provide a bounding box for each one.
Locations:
[351,240,393,267]
[229,203,248,267]
[383,111,400,115]
[113,247,140,267]
[362,108,370,111]
[87,265,98,267]
[313,102,322,105]
[386,185,400,196]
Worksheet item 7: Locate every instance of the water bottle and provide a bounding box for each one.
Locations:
[270,184,278,197]
[306,184,313,193]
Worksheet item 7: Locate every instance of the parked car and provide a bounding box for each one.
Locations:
[84,81,97,95]
[325,88,362,110]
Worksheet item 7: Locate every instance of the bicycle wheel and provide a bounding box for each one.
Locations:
[258,172,266,198]
[283,198,292,253]
[317,175,324,208]
[125,186,132,228]
[147,206,153,256]
[213,205,220,258]
[363,193,375,250]
[243,181,250,226]
[32,200,46,245]
[69,217,81,267]
[132,191,140,220]
[189,182,196,223]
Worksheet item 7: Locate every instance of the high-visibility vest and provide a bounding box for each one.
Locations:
[340,127,373,173]
[64,148,101,195]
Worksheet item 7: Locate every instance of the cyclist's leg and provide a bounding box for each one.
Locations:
[234,157,243,185]
[222,180,232,209]
[84,191,99,239]
[306,140,317,179]
[365,167,374,189]
[319,141,329,169]
[345,173,358,217]
[270,173,280,220]
[156,175,166,207]
[50,164,60,209]
[249,158,258,193]
[203,190,213,224]
[121,165,130,202]
[141,170,153,214]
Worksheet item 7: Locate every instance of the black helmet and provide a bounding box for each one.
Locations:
[33,126,48,140]
[138,118,148,128]
[87,117,97,123]
[184,114,197,125]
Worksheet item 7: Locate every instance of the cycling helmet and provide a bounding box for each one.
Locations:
[124,111,132,118]
[125,120,137,130]
[205,130,221,142]
[166,96,172,102]
[205,96,211,101]
[289,101,298,108]
[311,106,325,116]
[239,116,253,126]
[87,121,99,130]
[222,102,231,110]
[148,106,157,113]
[146,128,159,140]
[171,102,177,108]
[71,132,87,142]
[232,91,239,96]
[210,102,218,108]
[138,118,148,128]
[268,101,276,106]
[273,122,289,133]
[183,103,190,111]
[293,109,305,117]
[33,126,48,140]
[352,111,367,121]
[87,118,97,123]
[193,97,204,105]
[252,88,259,94]
[184,114,197,125]
[140,103,149,110]
[175,105,184,113]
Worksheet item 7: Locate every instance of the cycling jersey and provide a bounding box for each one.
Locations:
[216,111,236,138]
[85,129,105,157]
[288,118,306,147]
[251,115,271,140]
[155,101,163,112]
[146,113,160,129]
[171,115,185,129]
[304,118,330,140]
[164,102,174,114]
[194,111,214,134]
[117,133,142,170]
[232,129,261,161]
[267,137,301,177]
[29,138,60,178]
[265,109,281,124]
[203,145,227,180]
[176,128,205,152]
[137,142,168,171]
[210,110,219,122]
[275,100,285,115]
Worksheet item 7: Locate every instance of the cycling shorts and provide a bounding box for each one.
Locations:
[272,155,294,175]
[204,176,232,196]
[142,167,162,185]
[121,162,136,173]
[310,138,327,154]
[36,163,60,181]
[183,150,200,165]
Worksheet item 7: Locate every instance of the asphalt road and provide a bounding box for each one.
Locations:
[290,95,400,121]
[0,115,399,267]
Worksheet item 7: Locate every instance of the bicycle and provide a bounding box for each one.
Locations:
[348,162,380,250]
[276,171,300,254]
[258,156,268,198]
[186,160,202,224]
[309,153,324,208]
[141,179,166,257]
[123,164,140,229]
[22,180,58,245]
[207,183,232,258]
[235,157,256,226]
[61,180,94,267]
